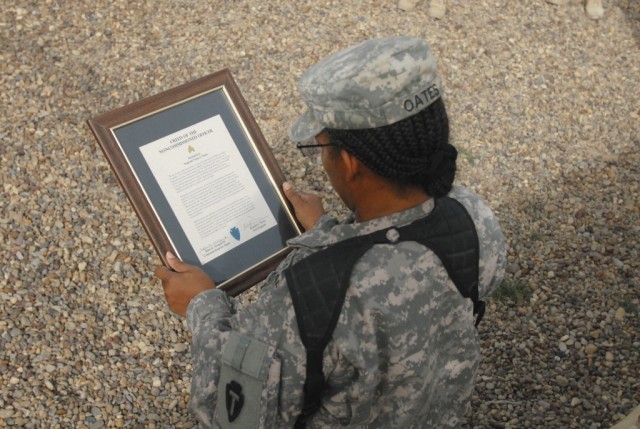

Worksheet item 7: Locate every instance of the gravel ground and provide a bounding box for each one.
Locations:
[1,0,639,428]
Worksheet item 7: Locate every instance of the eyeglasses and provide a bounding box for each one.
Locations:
[296,138,338,158]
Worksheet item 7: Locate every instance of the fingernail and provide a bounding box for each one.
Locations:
[283,181,292,191]
[166,251,176,260]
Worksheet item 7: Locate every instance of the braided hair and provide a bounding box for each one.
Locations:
[325,97,456,198]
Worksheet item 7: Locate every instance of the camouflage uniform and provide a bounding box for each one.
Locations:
[187,185,506,428]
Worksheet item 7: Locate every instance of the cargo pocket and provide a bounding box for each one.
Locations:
[214,331,281,429]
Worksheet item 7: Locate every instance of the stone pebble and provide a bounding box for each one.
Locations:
[1,1,639,428]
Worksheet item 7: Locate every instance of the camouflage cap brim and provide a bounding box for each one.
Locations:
[289,36,443,144]
[289,108,325,143]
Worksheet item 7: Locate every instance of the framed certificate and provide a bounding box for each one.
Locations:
[87,70,302,295]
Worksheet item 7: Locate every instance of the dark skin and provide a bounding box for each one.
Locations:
[156,131,430,316]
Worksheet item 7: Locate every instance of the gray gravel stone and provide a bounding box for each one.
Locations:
[1,1,639,428]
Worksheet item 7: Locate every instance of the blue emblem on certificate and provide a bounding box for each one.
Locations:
[230,226,241,241]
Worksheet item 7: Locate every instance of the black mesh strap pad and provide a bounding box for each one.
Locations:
[398,197,483,324]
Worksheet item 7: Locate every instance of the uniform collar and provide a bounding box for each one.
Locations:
[289,198,435,250]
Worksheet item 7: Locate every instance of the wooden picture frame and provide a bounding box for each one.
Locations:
[87,69,302,296]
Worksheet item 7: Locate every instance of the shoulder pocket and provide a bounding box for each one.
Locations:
[214,331,281,429]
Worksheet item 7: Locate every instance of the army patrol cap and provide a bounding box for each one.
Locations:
[289,36,443,142]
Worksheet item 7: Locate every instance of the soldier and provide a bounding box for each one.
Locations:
[157,36,507,428]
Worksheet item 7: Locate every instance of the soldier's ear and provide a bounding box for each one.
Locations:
[341,149,375,184]
[340,149,362,182]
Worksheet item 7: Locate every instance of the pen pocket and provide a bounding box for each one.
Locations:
[215,331,281,429]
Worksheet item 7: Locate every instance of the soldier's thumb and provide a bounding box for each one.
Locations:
[166,251,189,273]
[282,182,300,204]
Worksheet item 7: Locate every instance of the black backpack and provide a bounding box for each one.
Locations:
[284,196,483,428]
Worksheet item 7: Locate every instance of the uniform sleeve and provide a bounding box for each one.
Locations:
[474,199,507,300]
[449,186,507,299]
[186,289,236,428]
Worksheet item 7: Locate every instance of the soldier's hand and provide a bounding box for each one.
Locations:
[283,181,325,231]
[155,252,216,317]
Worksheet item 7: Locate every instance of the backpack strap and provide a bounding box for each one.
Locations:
[284,233,386,428]
[399,197,484,326]
[284,197,481,427]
